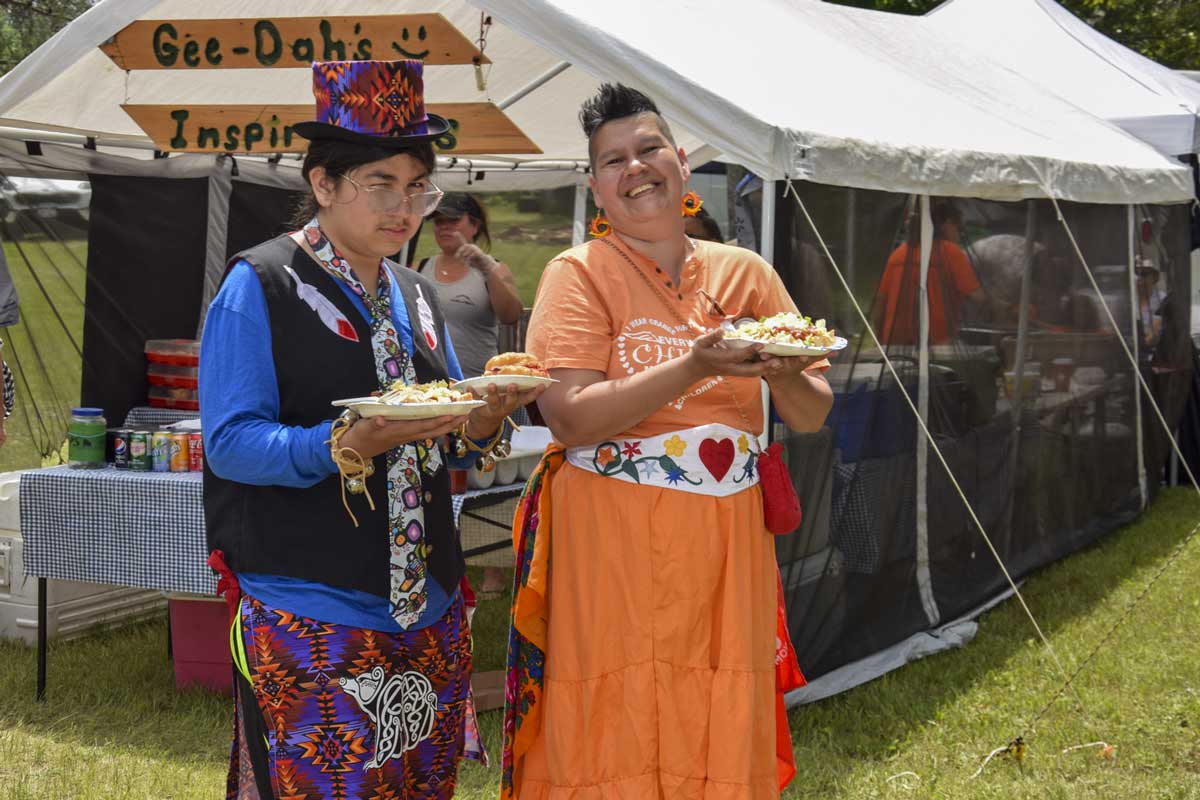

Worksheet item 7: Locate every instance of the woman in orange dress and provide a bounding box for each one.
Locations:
[501,84,833,800]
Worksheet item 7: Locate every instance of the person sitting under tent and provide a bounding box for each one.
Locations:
[873,200,1002,345]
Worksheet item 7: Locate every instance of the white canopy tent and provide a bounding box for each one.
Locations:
[0,0,716,192]
[474,0,1191,204]
[0,0,1191,204]
[926,0,1200,156]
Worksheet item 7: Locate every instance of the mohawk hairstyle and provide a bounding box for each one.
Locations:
[579,83,676,164]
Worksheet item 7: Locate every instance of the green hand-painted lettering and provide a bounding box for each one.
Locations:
[153,23,178,67]
[254,20,282,65]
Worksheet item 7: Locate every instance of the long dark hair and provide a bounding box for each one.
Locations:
[291,138,437,227]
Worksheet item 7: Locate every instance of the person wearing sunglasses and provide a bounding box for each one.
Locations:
[199,60,542,800]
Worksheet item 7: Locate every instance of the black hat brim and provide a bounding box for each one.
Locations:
[292,114,450,149]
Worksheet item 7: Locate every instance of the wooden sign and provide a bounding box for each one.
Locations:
[121,103,542,155]
[99,15,488,70]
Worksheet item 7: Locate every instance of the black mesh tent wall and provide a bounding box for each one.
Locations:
[765,180,1194,696]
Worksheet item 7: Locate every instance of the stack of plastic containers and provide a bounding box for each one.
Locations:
[145,339,200,411]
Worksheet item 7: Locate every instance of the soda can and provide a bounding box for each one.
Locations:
[188,432,204,472]
[169,432,189,472]
[151,429,171,472]
[130,430,151,471]
[113,428,132,469]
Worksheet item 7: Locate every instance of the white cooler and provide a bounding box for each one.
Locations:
[0,471,165,645]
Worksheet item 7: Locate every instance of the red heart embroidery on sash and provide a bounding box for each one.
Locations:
[698,438,735,482]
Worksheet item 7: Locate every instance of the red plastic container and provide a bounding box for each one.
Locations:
[147,364,199,389]
[168,596,232,695]
[148,385,199,411]
[145,339,200,367]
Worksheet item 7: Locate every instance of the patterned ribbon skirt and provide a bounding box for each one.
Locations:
[227,593,485,800]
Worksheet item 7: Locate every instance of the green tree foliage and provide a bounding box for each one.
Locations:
[829,0,1200,70]
[1,0,92,76]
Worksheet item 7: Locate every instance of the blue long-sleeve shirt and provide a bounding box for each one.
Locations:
[200,259,478,631]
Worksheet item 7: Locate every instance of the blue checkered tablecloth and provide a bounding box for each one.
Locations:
[19,465,526,595]
[19,466,214,595]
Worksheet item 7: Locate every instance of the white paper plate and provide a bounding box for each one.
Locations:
[332,399,485,419]
[723,335,849,358]
[453,374,557,394]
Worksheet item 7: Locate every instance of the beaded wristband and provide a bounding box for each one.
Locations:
[329,409,376,527]
[451,416,516,472]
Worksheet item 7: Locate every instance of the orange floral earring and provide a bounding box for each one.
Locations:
[588,208,612,237]
[682,191,703,217]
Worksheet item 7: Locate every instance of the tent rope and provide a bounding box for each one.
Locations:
[14,214,83,306]
[784,180,1085,715]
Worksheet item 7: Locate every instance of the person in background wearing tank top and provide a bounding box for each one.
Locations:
[418,192,524,597]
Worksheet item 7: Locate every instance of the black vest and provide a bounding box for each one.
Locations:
[203,235,464,600]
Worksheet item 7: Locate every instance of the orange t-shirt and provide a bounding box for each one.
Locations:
[526,236,826,439]
[877,240,981,345]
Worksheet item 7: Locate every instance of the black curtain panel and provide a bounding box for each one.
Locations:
[81,175,209,427]
[225,180,305,259]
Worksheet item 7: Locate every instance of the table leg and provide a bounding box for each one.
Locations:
[36,577,46,702]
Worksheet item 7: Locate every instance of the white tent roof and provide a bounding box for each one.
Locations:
[477,0,1189,203]
[0,0,1191,203]
[0,0,719,190]
[926,0,1200,156]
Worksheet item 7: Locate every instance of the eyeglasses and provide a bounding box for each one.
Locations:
[339,174,444,217]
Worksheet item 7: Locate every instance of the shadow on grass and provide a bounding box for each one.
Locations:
[785,488,1200,776]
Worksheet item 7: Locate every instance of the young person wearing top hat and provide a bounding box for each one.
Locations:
[199,59,542,800]
[501,84,832,800]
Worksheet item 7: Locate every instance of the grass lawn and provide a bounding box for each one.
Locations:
[0,225,87,473]
[1,491,1197,799]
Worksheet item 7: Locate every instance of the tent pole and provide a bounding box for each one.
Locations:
[1129,204,1147,506]
[572,178,588,246]
[758,180,778,450]
[844,188,857,300]
[915,194,939,626]
[761,180,776,263]
[1003,201,1037,555]
[497,62,571,110]
[196,157,233,337]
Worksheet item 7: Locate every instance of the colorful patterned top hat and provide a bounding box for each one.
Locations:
[292,60,450,148]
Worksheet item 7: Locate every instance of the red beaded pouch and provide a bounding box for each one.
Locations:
[758,441,802,534]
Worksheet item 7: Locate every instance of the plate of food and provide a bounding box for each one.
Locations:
[332,380,485,419]
[452,353,558,394]
[723,312,848,357]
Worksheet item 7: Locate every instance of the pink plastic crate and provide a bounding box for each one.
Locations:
[169,596,232,695]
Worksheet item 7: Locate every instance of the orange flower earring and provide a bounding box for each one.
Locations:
[682,191,703,217]
[588,208,612,238]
